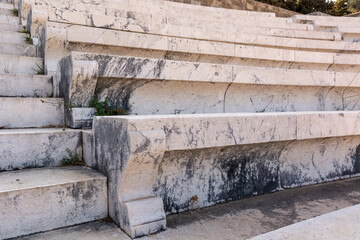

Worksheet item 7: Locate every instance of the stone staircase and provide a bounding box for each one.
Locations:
[0,0,108,239]
[2,0,360,239]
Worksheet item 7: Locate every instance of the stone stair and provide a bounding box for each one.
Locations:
[0,1,108,239]
[3,0,360,239]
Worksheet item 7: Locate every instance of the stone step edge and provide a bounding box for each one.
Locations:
[250,204,360,240]
[0,166,106,194]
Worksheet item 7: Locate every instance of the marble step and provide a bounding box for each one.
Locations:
[33,8,347,52]
[0,166,107,239]
[0,41,36,56]
[293,14,360,26]
[0,0,12,4]
[0,73,52,97]
[16,177,360,240]
[251,204,360,240]
[0,128,82,171]
[0,54,43,74]
[0,13,17,24]
[0,2,14,16]
[0,21,20,31]
[17,222,130,240]
[61,24,360,66]
[0,30,30,44]
[0,97,64,128]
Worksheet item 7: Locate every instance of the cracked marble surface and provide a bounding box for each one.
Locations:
[91,111,360,237]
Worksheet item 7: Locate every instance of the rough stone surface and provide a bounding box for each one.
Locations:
[45,22,360,75]
[251,204,360,240]
[60,53,360,126]
[0,166,108,239]
[0,97,64,128]
[0,73,52,97]
[17,222,131,240]
[165,0,297,17]
[29,5,345,51]
[16,177,360,240]
[0,54,42,74]
[0,128,82,171]
[65,107,96,129]
[0,42,36,56]
[92,111,360,237]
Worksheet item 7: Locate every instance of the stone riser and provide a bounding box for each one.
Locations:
[30,6,337,42]
[0,97,64,128]
[0,22,20,31]
[30,4,305,33]
[155,136,360,214]
[0,128,82,171]
[94,81,360,115]
[0,54,43,74]
[31,7,350,54]
[0,2,14,16]
[0,73,52,97]
[45,22,360,75]
[92,111,360,237]
[293,15,360,26]
[20,0,282,30]
[59,53,360,128]
[0,31,28,45]
[0,42,36,56]
[0,14,18,24]
[0,166,107,239]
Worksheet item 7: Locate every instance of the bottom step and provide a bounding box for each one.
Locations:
[18,222,130,240]
[14,177,360,240]
[251,204,360,240]
[0,167,107,239]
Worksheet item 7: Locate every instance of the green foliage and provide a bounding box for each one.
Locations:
[332,0,350,15]
[19,29,30,34]
[296,0,333,14]
[24,36,33,44]
[255,0,358,16]
[12,8,18,15]
[89,97,127,116]
[61,148,84,166]
[32,63,45,75]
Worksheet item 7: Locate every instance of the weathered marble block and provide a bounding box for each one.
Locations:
[21,0,278,30]
[293,15,360,27]
[21,0,278,27]
[28,5,349,57]
[44,22,360,77]
[91,111,360,238]
[59,52,360,128]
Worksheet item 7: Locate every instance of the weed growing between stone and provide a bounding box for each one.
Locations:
[12,7,18,16]
[24,36,33,44]
[89,97,127,116]
[61,148,84,166]
[19,29,30,34]
[33,63,45,75]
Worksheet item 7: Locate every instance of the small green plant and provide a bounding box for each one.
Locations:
[61,148,84,166]
[24,36,33,44]
[12,8,18,15]
[19,29,30,34]
[32,63,45,75]
[89,97,127,116]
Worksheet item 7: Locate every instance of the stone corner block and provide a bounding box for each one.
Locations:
[65,107,96,129]
[120,197,166,238]
[59,54,99,107]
